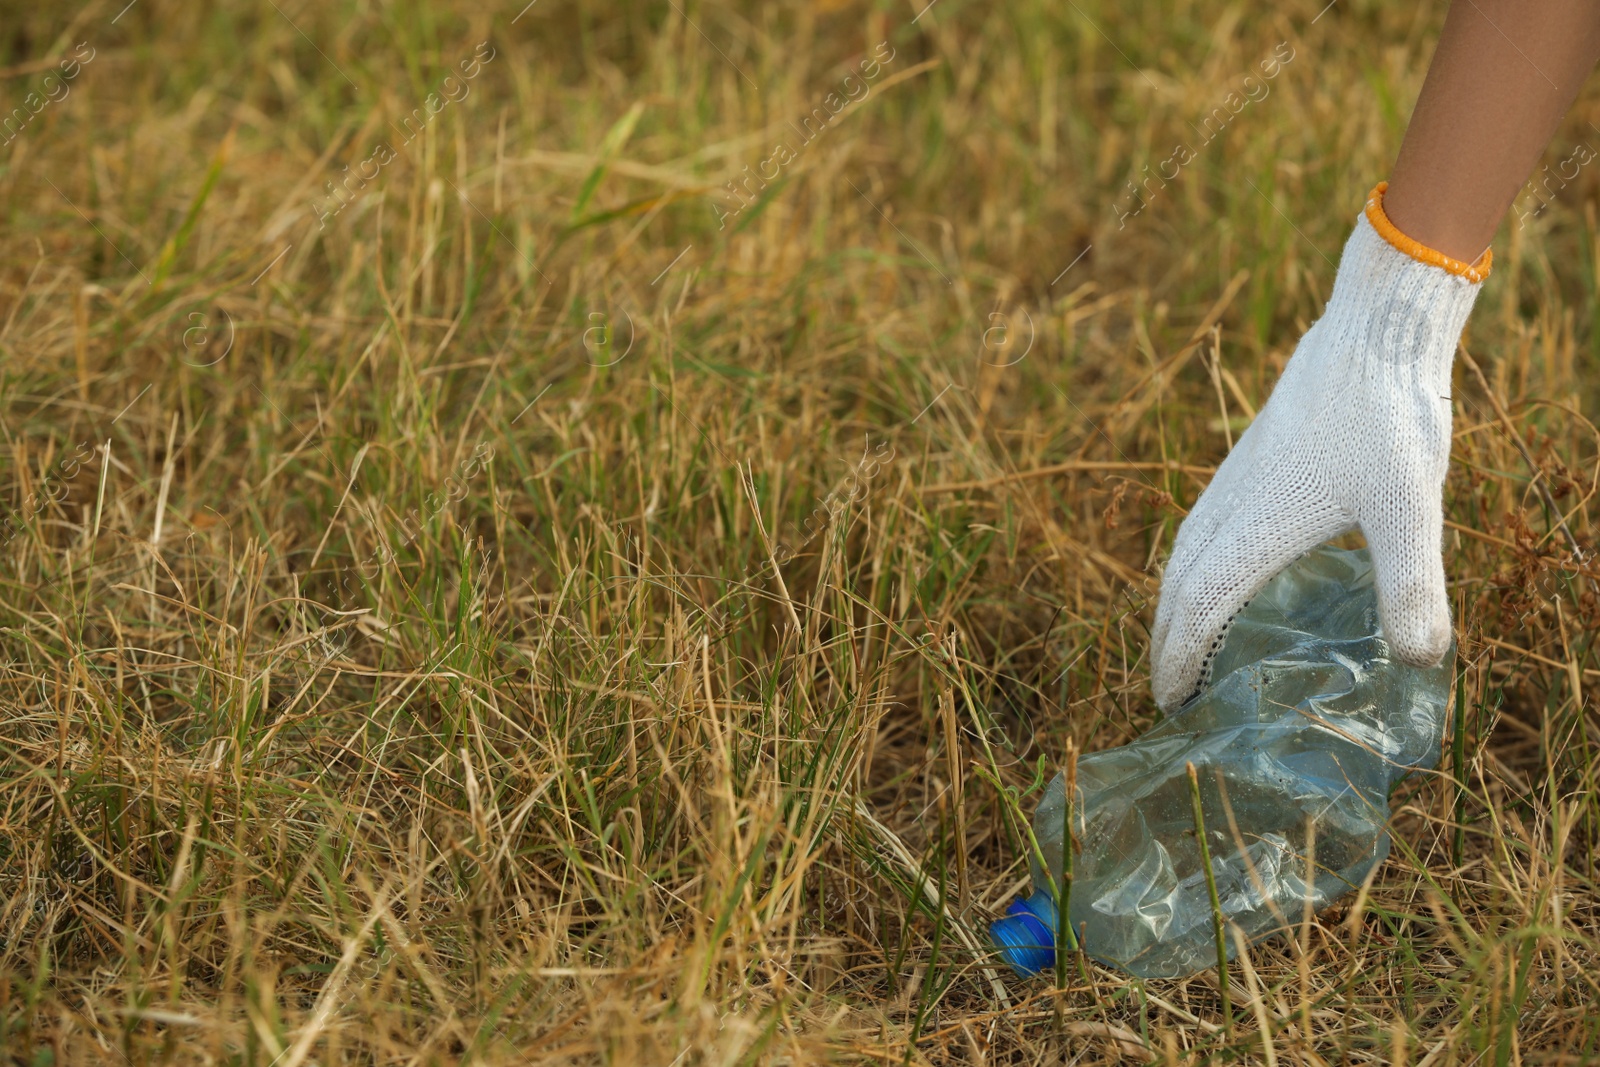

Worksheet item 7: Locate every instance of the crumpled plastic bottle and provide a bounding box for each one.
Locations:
[990,544,1454,979]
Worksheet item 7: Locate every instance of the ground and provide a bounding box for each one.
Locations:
[2,0,1598,1063]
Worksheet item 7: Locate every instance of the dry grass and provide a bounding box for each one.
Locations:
[1,0,1598,1062]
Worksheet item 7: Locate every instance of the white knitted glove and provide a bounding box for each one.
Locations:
[1151,183,1489,711]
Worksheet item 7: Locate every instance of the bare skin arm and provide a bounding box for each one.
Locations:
[1385,0,1600,264]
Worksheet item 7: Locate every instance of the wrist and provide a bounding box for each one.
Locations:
[1316,189,1486,384]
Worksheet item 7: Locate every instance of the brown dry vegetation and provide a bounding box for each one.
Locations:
[1,0,1598,1063]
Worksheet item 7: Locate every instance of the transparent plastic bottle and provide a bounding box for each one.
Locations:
[991,544,1453,979]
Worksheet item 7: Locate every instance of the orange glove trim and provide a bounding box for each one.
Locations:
[1365,181,1492,284]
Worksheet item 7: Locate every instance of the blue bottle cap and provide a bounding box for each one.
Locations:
[989,892,1060,976]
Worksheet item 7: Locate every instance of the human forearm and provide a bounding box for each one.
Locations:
[1385,0,1600,263]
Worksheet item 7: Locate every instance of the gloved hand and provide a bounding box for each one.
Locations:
[1150,183,1489,712]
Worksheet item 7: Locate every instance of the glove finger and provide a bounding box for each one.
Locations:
[1361,493,1451,667]
[1152,478,1251,670]
[1152,498,1349,711]
[1150,384,1324,701]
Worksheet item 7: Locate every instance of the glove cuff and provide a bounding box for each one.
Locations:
[1363,181,1492,283]
[1322,188,1485,386]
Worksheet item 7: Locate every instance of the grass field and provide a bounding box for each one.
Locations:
[2,0,1599,1062]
